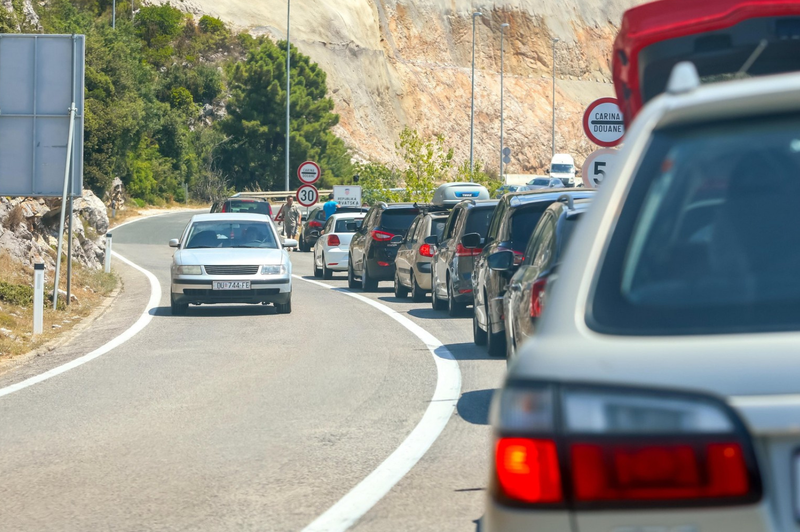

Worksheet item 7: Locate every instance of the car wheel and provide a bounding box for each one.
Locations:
[298,234,306,252]
[411,271,426,302]
[170,292,188,316]
[487,305,506,357]
[322,254,333,280]
[362,263,378,292]
[394,269,409,298]
[431,279,446,311]
[348,258,359,289]
[473,306,487,346]
[275,294,292,314]
[313,252,323,278]
[447,278,464,316]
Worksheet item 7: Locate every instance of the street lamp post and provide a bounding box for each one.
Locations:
[551,37,560,158]
[112,0,116,29]
[285,0,291,192]
[469,11,483,175]
[500,23,509,181]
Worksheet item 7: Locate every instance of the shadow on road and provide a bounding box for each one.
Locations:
[436,342,503,362]
[150,305,277,317]
[457,389,495,425]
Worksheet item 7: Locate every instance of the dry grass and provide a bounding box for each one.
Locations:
[2,205,25,230]
[0,251,119,361]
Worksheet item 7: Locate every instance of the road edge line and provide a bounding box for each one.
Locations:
[0,251,161,399]
[295,275,463,532]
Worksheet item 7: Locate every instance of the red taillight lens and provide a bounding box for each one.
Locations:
[371,230,394,242]
[512,250,524,266]
[455,243,482,257]
[310,220,322,229]
[571,442,749,502]
[221,204,227,213]
[530,277,548,318]
[419,244,433,257]
[496,438,563,503]
[327,234,340,247]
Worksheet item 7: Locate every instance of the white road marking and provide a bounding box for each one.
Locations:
[295,275,463,532]
[0,253,161,399]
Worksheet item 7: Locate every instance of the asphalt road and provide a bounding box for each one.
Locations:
[0,211,507,531]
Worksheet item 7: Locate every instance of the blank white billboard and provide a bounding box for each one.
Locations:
[0,34,84,197]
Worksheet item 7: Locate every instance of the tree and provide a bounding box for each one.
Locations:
[354,162,401,205]
[217,38,351,191]
[395,128,453,202]
[455,159,502,196]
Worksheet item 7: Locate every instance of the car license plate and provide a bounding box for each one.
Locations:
[213,281,251,290]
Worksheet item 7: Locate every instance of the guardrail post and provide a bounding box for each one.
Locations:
[104,233,112,274]
[33,263,44,335]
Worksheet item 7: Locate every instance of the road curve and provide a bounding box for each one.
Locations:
[0,211,506,531]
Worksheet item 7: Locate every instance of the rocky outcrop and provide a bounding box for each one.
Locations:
[148,0,646,174]
[2,0,41,31]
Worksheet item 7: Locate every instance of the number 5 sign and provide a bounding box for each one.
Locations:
[581,148,619,188]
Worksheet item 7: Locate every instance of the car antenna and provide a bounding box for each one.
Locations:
[738,39,768,77]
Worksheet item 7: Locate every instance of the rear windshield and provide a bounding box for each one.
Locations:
[464,207,495,238]
[185,221,277,249]
[335,218,363,232]
[591,113,800,335]
[227,200,271,215]
[509,206,549,251]
[380,210,419,233]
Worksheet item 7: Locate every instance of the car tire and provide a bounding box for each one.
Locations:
[298,235,306,252]
[446,277,464,316]
[170,292,188,316]
[322,255,333,280]
[313,252,323,278]
[394,270,409,298]
[431,280,446,311]
[473,306,487,346]
[348,258,359,289]
[276,295,292,314]
[411,271,426,302]
[487,306,506,357]
[362,263,378,292]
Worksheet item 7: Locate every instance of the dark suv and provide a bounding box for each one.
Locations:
[348,203,421,291]
[469,189,595,356]
[211,198,273,218]
[430,199,498,316]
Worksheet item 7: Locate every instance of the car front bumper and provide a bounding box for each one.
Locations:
[171,276,291,305]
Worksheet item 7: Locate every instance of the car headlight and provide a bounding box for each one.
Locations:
[261,264,287,275]
[176,265,202,275]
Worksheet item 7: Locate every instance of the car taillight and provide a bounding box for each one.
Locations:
[490,385,761,509]
[419,244,434,257]
[456,243,481,257]
[512,250,524,266]
[371,230,394,242]
[530,277,548,318]
[220,204,227,213]
[327,234,340,247]
[309,221,322,229]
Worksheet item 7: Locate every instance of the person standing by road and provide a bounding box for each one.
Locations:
[323,194,339,220]
[282,196,302,251]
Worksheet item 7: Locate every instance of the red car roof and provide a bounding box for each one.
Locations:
[613,0,800,124]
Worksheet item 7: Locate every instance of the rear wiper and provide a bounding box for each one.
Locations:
[738,39,768,76]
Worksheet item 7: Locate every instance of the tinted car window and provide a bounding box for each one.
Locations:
[464,207,495,238]
[380,209,420,234]
[592,113,800,335]
[432,220,446,239]
[508,206,548,251]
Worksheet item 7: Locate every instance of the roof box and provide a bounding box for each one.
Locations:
[432,182,490,206]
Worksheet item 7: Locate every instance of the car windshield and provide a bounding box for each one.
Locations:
[464,207,495,238]
[509,206,548,251]
[335,218,363,232]
[551,164,573,173]
[531,178,551,185]
[185,221,278,249]
[380,210,420,233]
[592,113,800,334]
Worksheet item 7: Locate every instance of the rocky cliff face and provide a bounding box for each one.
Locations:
[151,0,647,175]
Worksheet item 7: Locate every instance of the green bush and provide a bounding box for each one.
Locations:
[199,15,225,35]
[0,282,34,307]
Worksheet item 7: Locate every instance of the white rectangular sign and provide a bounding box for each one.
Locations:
[0,34,85,197]
[333,185,362,208]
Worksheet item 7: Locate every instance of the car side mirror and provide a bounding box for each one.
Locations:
[488,250,515,272]
[169,238,180,248]
[390,235,403,244]
[461,232,481,249]
[424,235,438,245]
[284,239,298,248]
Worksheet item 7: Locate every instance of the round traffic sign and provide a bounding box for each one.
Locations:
[583,98,625,147]
[581,148,619,187]
[297,161,321,185]
[296,184,319,207]
[502,147,511,156]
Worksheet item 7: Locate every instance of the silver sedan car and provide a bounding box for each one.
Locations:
[169,213,296,315]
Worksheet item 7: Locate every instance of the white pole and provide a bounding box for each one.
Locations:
[469,11,482,175]
[105,233,113,274]
[500,23,508,182]
[551,38,559,158]
[112,0,116,29]
[285,0,291,192]
[33,264,44,335]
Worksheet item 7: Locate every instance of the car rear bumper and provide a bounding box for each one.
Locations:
[451,268,474,303]
[324,249,349,271]
[366,258,395,280]
[172,278,291,304]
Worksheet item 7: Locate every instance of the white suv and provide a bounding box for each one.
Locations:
[485,65,800,531]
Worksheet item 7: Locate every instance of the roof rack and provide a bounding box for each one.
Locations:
[557,194,575,210]
[413,202,451,213]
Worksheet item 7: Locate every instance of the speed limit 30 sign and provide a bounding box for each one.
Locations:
[296,184,319,207]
